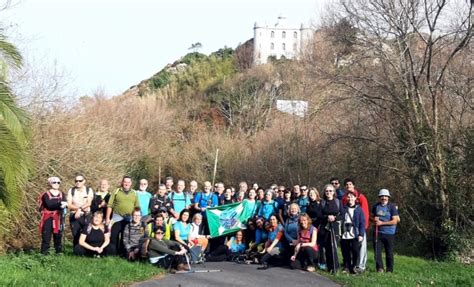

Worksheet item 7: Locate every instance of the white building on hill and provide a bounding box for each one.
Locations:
[253,15,313,65]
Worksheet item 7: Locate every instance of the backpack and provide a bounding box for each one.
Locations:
[170,191,188,203]
[38,191,63,212]
[70,186,93,198]
[320,198,341,210]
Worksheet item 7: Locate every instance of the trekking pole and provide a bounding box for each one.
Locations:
[330,222,337,273]
[374,224,379,268]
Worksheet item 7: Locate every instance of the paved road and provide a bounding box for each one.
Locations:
[134,262,340,287]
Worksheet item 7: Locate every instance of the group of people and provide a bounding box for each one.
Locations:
[38,175,400,274]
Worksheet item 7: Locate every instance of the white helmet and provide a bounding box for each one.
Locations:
[378,189,391,197]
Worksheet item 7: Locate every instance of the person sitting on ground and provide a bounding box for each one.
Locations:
[173,209,193,248]
[148,226,189,272]
[206,230,246,262]
[74,211,116,257]
[123,208,148,261]
[258,215,284,270]
[290,213,318,272]
[189,213,210,252]
[39,177,67,255]
[341,191,365,274]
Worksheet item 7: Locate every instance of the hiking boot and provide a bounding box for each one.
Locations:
[177,263,189,271]
[354,267,364,274]
[257,263,269,270]
[306,266,316,272]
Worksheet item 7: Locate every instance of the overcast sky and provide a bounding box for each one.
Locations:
[3,0,331,97]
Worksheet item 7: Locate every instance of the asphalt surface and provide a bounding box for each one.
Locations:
[134,261,340,287]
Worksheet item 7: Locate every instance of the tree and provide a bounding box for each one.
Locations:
[188,42,203,53]
[319,0,473,258]
[0,32,31,215]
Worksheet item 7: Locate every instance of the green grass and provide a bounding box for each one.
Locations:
[317,250,473,287]
[0,249,163,287]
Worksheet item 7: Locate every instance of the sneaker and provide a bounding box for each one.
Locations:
[342,268,350,274]
[377,268,384,273]
[354,267,363,274]
[319,263,327,271]
[306,266,316,272]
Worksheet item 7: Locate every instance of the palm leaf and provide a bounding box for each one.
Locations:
[0,35,22,69]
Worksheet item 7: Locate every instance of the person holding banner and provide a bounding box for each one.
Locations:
[258,215,285,270]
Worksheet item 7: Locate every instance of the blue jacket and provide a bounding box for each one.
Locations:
[342,205,366,238]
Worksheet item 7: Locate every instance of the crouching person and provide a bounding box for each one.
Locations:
[123,208,148,261]
[148,226,189,272]
[74,211,116,257]
[290,214,318,272]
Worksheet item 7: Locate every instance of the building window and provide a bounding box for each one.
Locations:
[271,43,274,50]
[294,31,298,38]
[282,31,286,38]
[271,31,275,38]
[282,43,286,50]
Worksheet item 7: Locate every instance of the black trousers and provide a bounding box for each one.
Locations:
[73,244,116,257]
[206,244,230,262]
[291,246,318,270]
[70,213,90,247]
[341,238,360,271]
[110,220,128,255]
[317,228,326,265]
[41,218,62,254]
[374,233,395,272]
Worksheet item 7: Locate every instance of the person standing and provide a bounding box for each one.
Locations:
[330,177,344,200]
[67,174,94,247]
[193,181,218,234]
[168,179,191,219]
[137,179,152,220]
[106,176,140,254]
[341,178,369,273]
[39,177,67,254]
[341,192,365,274]
[372,189,400,273]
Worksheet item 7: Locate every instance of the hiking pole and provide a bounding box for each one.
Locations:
[374,223,379,269]
[330,222,337,273]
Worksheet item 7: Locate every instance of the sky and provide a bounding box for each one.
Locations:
[3,0,330,97]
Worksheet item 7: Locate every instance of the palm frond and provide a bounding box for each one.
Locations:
[0,35,22,69]
[0,83,29,147]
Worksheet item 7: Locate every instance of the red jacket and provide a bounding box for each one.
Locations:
[342,189,369,230]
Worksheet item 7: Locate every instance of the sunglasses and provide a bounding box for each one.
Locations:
[156,232,164,235]
[75,179,84,183]
[51,181,61,184]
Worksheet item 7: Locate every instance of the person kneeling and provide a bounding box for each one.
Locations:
[74,211,116,257]
[148,226,189,272]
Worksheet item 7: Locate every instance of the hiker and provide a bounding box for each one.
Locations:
[173,209,192,248]
[137,179,152,221]
[148,226,189,272]
[220,187,235,205]
[318,184,344,273]
[106,175,140,254]
[193,181,218,235]
[306,187,321,227]
[206,230,246,262]
[93,179,111,216]
[67,174,94,247]
[243,188,260,218]
[214,182,226,204]
[279,189,293,222]
[290,213,318,272]
[284,203,300,246]
[189,213,210,251]
[257,215,285,270]
[258,189,278,220]
[341,192,366,274]
[168,180,191,219]
[292,185,301,201]
[146,213,167,239]
[74,211,115,257]
[165,176,175,194]
[372,189,400,273]
[297,185,310,213]
[188,180,199,201]
[256,187,265,201]
[123,208,148,261]
[330,177,344,200]
[39,177,67,255]
[342,178,369,273]
[149,184,172,217]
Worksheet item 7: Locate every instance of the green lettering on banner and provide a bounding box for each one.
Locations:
[206,201,253,238]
